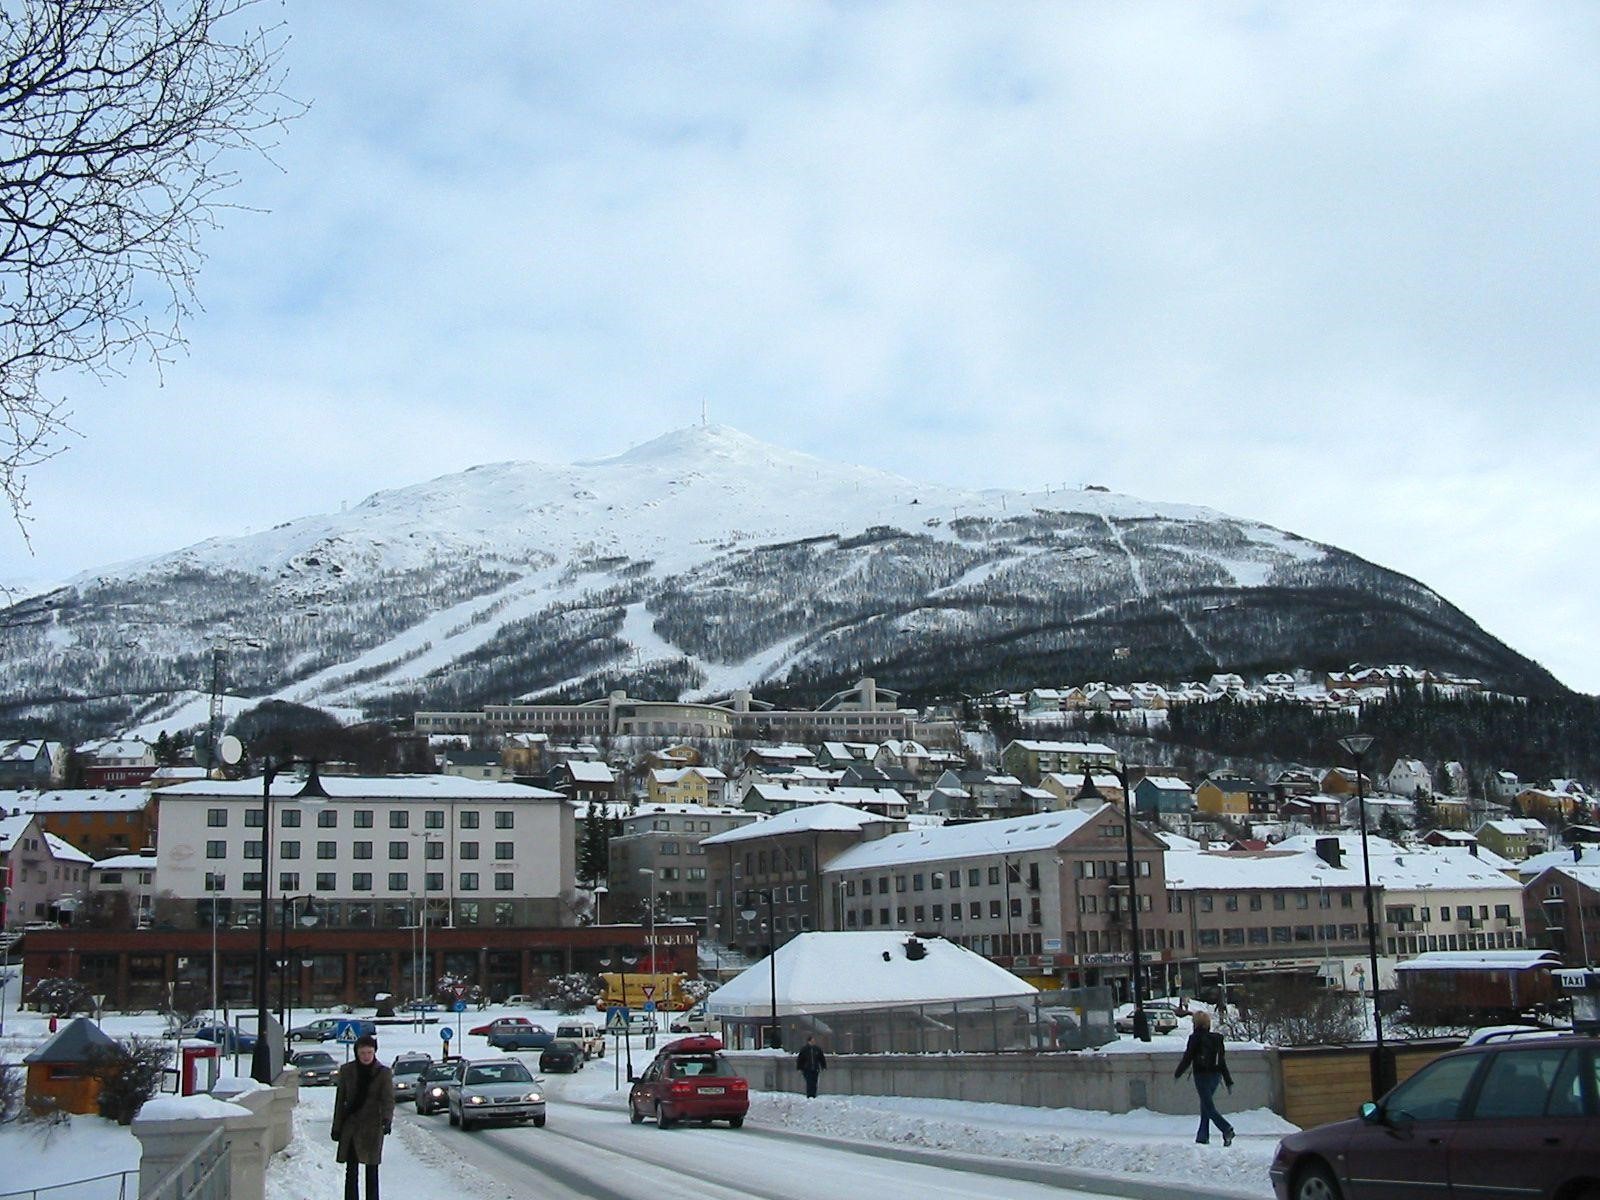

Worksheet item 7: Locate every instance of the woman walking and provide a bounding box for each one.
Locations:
[1173,1010,1235,1146]
[332,1035,395,1200]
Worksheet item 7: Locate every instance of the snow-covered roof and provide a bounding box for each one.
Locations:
[1525,860,1600,891]
[747,745,815,760]
[1010,740,1117,754]
[825,805,1111,872]
[1394,950,1561,973]
[651,767,728,784]
[1043,771,1123,792]
[1518,846,1599,880]
[93,853,159,871]
[742,783,908,810]
[563,760,615,783]
[88,739,150,759]
[1138,776,1192,792]
[0,788,152,814]
[1480,819,1538,836]
[702,803,892,844]
[1274,834,1521,892]
[156,775,563,801]
[706,932,1037,1017]
[0,814,90,863]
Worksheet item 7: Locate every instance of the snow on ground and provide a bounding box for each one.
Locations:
[4,999,1289,1200]
[0,1108,141,1200]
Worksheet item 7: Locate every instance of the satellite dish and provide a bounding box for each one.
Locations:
[218,735,244,766]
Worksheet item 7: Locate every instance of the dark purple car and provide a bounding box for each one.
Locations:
[1270,1036,1600,1200]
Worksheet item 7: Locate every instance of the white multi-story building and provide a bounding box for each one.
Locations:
[153,774,574,929]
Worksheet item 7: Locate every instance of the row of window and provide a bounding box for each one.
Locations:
[846,897,1048,927]
[205,840,518,861]
[203,871,517,893]
[1196,924,1368,947]
[205,807,517,830]
[1389,931,1527,955]
[651,841,707,856]
[1180,891,1359,914]
[1385,904,1516,924]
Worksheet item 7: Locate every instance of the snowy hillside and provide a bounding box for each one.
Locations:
[0,425,1560,736]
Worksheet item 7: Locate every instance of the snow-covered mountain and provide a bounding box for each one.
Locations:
[0,425,1560,737]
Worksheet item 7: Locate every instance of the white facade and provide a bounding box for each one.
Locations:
[153,774,574,928]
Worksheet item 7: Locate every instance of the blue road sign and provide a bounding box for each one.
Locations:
[440,1026,453,1041]
[452,1000,467,1013]
[644,1000,657,1013]
[604,1006,628,1032]
[334,1019,364,1044]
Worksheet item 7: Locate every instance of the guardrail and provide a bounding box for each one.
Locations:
[0,1170,138,1200]
[140,1124,230,1200]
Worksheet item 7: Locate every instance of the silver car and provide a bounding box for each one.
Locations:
[291,1049,338,1087]
[390,1053,432,1101]
[449,1058,546,1130]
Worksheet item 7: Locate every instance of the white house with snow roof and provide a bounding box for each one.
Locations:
[0,813,94,928]
[707,930,1044,1053]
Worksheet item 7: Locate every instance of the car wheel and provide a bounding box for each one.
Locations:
[630,1104,643,1125]
[448,1108,459,1127]
[728,1116,744,1129]
[1293,1163,1342,1200]
[533,1115,545,1128]
[460,1115,475,1132]
[656,1103,674,1130]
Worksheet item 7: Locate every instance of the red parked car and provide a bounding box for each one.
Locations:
[1270,1035,1600,1200]
[627,1035,749,1130]
[469,1016,533,1037]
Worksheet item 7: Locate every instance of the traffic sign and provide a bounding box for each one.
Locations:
[604,1006,628,1032]
[644,1000,657,1013]
[453,1000,467,1013]
[642,985,655,1000]
[440,1026,453,1041]
[451,984,469,999]
[334,1019,364,1044]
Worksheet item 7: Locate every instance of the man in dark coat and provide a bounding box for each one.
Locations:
[1173,1010,1235,1146]
[796,1035,827,1099]
[332,1035,396,1200]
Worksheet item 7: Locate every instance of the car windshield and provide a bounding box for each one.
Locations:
[298,1053,335,1066]
[466,1063,533,1086]
[556,1027,584,1037]
[393,1060,428,1076]
[665,1054,728,1078]
[420,1064,458,1082]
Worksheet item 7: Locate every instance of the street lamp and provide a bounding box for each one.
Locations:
[277,894,320,1032]
[251,755,329,1084]
[1074,766,1150,1041]
[740,888,780,1050]
[1339,733,1393,1099]
[599,950,638,1082]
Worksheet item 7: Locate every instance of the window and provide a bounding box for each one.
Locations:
[281,809,301,828]
[1249,894,1263,911]
[352,872,372,890]
[1296,893,1310,909]
[353,841,373,860]
[495,811,514,829]
[931,873,943,890]
[460,811,480,829]
[967,869,980,887]
[1272,926,1292,943]
[987,866,1000,886]
[318,810,338,828]
[204,872,225,891]
[207,808,228,828]
[896,906,907,924]
[913,874,924,892]
[389,872,408,891]
[988,899,1001,918]
[970,901,982,919]
[950,903,961,921]
[1198,929,1220,947]
[1009,897,1022,918]
[354,810,374,829]
[243,872,262,891]
[1384,1054,1486,1122]
[1224,894,1239,912]
[932,904,944,920]
[316,872,336,891]
[495,872,514,891]
[661,842,679,855]
[206,840,226,859]
[1273,894,1286,910]
[390,811,409,829]
[425,841,444,861]
[244,840,263,860]
[495,842,514,860]
[280,841,300,860]
[279,872,299,891]
[425,810,444,829]
[460,871,481,892]
[895,875,907,893]
[317,841,336,860]
[244,810,264,828]
[1200,896,1214,913]
[389,841,408,860]
[426,872,444,892]
[460,842,479,860]
[949,870,961,888]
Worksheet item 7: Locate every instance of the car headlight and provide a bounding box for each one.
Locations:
[429,1087,445,1097]
[525,1092,543,1103]
[467,1094,486,1105]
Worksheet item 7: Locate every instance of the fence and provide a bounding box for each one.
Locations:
[139,1125,230,1200]
[0,1171,138,1200]
[739,986,1116,1054]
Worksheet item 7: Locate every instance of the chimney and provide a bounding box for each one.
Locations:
[1576,844,1584,862]
[1468,843,1478,857]
[1315,836,1344,868]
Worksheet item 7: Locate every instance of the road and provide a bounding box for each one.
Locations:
[406,1094,1132,1200]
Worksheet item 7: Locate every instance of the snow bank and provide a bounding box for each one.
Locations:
[140,1095,251,1121]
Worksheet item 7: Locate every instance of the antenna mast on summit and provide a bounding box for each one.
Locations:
[701,398,708,426]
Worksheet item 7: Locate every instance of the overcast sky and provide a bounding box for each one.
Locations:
[5,2,1597,692]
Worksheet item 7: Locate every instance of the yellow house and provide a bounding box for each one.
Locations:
[646,766,726,805]
[1517,788,1580,821]
[1194,776,1255,817]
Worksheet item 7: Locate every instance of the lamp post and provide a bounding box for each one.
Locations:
[1073,766,1149,1041]
[1339,733,1393,1099]
[276,894,319,1032]
[740,888,780,1050]
[1,882,11,1037]
[600,950,638,1082]
[251,756,328,1084]
[639,867,659,1044]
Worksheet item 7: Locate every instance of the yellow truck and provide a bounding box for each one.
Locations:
[596,972,689,1012]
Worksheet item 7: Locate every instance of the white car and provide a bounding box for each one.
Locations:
[669,1006,717,1034]
[555,1020,605,1059]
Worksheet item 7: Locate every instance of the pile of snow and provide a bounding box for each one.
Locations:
[139,1095,251,1121]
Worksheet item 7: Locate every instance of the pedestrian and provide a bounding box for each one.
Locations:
[795,1034,827,1099]
[1174,1010,1235,1147]
[332,1034,395,1200]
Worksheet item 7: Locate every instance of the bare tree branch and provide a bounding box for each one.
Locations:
[0,0,301,535]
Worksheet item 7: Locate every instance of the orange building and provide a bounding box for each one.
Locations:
[23,1017,119,1116]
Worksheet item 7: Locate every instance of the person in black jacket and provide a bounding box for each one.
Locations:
[795,1035,827,1099]
[1173,1010,1235,1146]
[332,1035,395,1200]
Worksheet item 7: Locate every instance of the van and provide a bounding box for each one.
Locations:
[669,1005,717,1034]
[556,1020,605,1059]
[504,994,538,1007]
